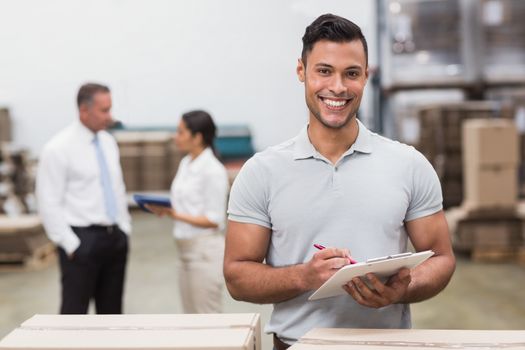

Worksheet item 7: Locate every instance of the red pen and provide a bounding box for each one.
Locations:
[314,244,358,264]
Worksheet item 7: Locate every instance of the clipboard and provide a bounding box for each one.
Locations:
[133,194,172,213]
[308,250,434,301]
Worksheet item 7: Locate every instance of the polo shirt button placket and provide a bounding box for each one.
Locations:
[332,165,342,194]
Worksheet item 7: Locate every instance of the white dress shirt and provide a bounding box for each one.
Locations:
[36,121,131,255]
[171,147,229,239]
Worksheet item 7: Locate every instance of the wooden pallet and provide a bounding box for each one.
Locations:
[0,241,56,271]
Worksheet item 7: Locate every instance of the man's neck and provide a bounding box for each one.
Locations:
[307,115,359,165]
[78,119,97,135]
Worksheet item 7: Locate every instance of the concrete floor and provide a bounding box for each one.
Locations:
[1,211,524,349]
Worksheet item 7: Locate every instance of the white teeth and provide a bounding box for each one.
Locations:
[322,98,348,108]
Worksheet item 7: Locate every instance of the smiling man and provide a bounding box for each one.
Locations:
[224,14,455,349]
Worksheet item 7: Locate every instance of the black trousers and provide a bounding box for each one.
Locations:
[58,225,128,314]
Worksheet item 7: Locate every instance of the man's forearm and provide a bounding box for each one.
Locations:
[224,261,308,304]
[40,209,80,255]
[402,254,455,303]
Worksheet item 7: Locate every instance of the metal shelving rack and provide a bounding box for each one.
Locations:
[377,0,525,141]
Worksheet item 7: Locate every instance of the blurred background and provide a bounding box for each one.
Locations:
[0,0,524,349]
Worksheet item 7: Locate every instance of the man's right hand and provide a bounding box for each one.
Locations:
[302,247,352,290]
[224,220,354,304]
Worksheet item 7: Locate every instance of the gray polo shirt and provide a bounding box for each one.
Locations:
[227,119,442,343]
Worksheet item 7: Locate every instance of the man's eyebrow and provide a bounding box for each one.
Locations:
[314,63,334,68]
[314,63,363,70]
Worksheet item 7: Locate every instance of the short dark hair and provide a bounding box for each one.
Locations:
[301,14,368,67]
[77,83,110,108]
[182,110,217,152]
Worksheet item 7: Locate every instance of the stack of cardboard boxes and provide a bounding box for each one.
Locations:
[8,148,35,213]
[167,138,184,189]
[417,101,514,208]
[0,109,36,215]
[0,109,14,214]
[141,132,173,191]
[0,108,12,143]
[448,118,525,262]
[0,215,53,269]
[462,119,519,211]
[0,148,48,269]
[1,145,38,216]
[0,148,13,214]
[114,132,183,193]
[114,132,144,192]
[0,314,261,350]
[289,328,525,349]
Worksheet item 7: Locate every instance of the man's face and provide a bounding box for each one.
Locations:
[297,39,368,129]
[80,92,113,132]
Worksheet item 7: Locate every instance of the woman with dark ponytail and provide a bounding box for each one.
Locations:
[147,110,229,313]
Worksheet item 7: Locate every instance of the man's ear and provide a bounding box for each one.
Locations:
[78,104,89,121]
[297,58,305,82]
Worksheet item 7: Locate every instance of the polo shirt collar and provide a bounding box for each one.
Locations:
[292,125,317,160]
[348,118,374,155]
[293,118,373,160]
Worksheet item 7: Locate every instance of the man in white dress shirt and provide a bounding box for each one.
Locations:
[36,83,131,314]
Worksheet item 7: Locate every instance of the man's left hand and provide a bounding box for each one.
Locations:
[343,268,411,308]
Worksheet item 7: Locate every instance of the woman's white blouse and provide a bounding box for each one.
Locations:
[170,147,229,239]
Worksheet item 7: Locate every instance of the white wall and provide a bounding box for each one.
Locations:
[0,0,377,155]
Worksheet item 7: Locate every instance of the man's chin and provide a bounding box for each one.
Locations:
[318,114,354,129]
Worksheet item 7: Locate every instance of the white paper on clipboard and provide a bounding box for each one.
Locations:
[308,250,434,301]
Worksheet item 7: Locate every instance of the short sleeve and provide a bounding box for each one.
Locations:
[405,149,443,222]
[227,156,271,228]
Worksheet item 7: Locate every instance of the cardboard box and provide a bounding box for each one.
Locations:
[0,108,12,143]
[141,132,171,155]
[0,314,261,350]
[142,156,168,191]
[418,103,518,210]
[441,179,463,208]
[418,102,515,154]
[115,132,144,192]
[455,218,523,248]
[433,153,462,180]
[142,148,169,190]
[447,204,525,255]
[462,119,520,210]
[167,142,184,188]
[463,165,517,209]
[462,119,519,166]
[115,131,180,192]
[0,215,50,260]
[120,158,142,192]
[289,328,525,350]
[142,132,173,191]
[443,153,462,179]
